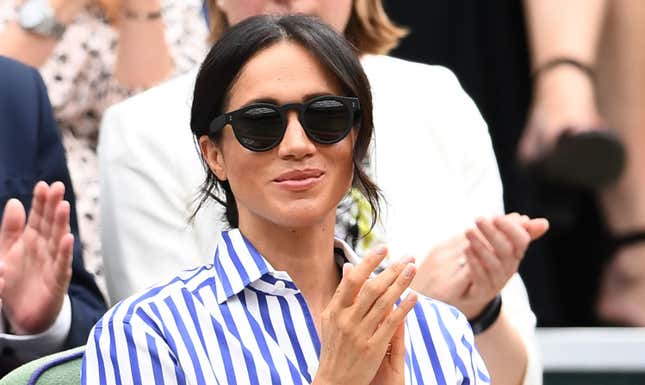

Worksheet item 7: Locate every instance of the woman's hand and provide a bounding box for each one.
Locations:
[409,234,471,308]
[0,182,74,335]
[519,65,604,163]
[369,322,407,385]
[314,247,418,385]
[461,214,548,318]
[412,213,548,319]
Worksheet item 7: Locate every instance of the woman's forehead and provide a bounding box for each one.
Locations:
[227,42,344,107]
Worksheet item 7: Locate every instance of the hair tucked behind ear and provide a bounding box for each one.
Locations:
[190,14,381,229]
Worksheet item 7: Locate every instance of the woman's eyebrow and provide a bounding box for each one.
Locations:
[301,92,334,101]
[242,92,336,107]
[243,97,279,105]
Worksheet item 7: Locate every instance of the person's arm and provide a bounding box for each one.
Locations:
[524,0,606,70]
[0,0,86,67]
[0,296,71,363]
[519,0,608,161]
[33,64,107,347]
[376,62,541,385]
[412,214,547,385]
[477,275,542,385]
[110,0,208,93]
[113,0,174,89]
[444,65,543,385]
[82,312,185,385]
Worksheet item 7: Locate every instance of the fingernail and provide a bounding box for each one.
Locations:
[374,245,387,256]
[403,263,415,278]
[399,255,415,264]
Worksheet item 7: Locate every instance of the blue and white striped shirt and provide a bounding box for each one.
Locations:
[82,229,490,385]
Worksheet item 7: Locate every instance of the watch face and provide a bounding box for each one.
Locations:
[19,0,48,29]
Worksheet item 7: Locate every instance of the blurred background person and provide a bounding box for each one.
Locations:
[0,0,209,294]
[99,1,545,384]
[385,0,645,327]
[0,56,106,375]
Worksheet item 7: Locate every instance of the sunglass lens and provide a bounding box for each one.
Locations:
[236,106,283,150]
[304,99,352,144]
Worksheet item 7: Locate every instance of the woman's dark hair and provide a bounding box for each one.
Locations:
[191,14,380,229]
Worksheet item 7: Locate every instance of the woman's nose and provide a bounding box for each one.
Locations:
[277,110,316,159]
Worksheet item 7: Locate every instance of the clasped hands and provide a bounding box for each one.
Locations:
[0,182,74,335]
[314,247,418,385]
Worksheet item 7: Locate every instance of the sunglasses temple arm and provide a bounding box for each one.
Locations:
[208,114,229,136]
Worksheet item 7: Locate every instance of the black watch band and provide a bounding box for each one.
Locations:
[468,294,502,335]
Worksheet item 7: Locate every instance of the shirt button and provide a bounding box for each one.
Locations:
[274,281,286,289]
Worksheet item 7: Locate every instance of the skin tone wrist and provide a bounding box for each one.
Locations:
[121,0,162,14]
[49,0,88,25]
[533,64,595,96]
[474,309,528,385]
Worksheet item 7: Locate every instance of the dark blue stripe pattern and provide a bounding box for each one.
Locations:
[82,229,488,384]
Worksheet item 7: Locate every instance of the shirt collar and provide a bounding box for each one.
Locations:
[212,229,361,304]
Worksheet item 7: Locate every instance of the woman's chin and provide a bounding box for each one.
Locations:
[271,203,335,229]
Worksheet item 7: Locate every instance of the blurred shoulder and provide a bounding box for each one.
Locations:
[361,54,461,91]
[104,69,198,119]
[100,69,198,150]
[97,264,215,328]
[0,56,41,94]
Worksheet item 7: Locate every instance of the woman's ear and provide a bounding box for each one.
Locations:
[199,135,227,181]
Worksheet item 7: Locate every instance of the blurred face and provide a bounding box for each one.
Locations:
[200,42,356,230]
[216,0,353,32]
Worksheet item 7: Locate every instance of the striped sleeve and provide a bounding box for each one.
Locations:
[408,297,491,385]
[82,308,186,385]
[433,302,491,385]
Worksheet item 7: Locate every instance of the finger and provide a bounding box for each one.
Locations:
[27,181,49,232]
[466,228,508,274]
[476,217,514,260]
[354,258,411,318]
[464,247,494,293]
[353,260,407,318]
[361,263,416,332]
[0,199,27,251]
[454,262,473,297]
[333,246,388,307]
[493,216,531,260]
[48,201,71,260]
[54,233,74,284]
[388,321,406,367]
[40,182,65,241]
[466,232,508,289]
[398,255,416,265]
[523,218,550,240]
[371,290,417,346]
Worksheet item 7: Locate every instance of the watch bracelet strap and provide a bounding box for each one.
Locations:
[468,294,502,335]
[531,57,595,82]
[42,17,66,39]
[122,8,163,21]
[16,3,67,39]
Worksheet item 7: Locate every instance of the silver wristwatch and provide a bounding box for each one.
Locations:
[18,0,67,39]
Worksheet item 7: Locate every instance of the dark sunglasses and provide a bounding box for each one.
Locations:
[208,95,361,152]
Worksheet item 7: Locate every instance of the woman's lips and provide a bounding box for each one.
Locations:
[274,169,325,191]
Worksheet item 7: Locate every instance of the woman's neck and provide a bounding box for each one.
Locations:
[238,212,341,313]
